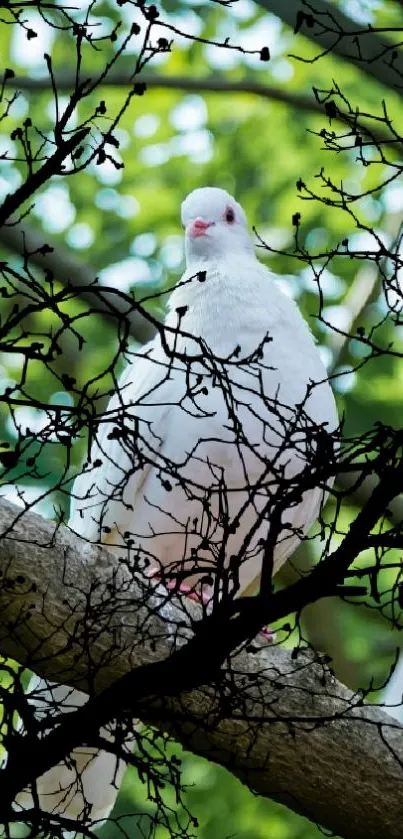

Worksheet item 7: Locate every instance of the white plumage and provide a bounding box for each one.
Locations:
[17,187,338,822]
[382,656,403,722]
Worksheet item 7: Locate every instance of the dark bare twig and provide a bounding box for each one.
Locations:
[0,129,90,229]
[255,0,403,92]
[0,220,155,344]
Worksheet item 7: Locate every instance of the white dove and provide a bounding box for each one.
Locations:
[17,187,338,823]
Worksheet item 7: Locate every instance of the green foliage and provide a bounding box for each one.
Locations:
[108,750,329,839]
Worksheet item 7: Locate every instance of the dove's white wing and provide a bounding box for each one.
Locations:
[69,337,174,549]
[18,340,176,821]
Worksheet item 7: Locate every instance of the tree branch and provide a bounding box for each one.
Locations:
[328,213,403,372]
[0,129,90,229]
[0,219,155,344]
[3,71,399,148]
[0,497,402,838]
[255,0,403,94]
[3,70,323,114]
[337,469,403,527]
[0,68,341,120]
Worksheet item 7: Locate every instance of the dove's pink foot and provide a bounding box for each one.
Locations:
[148,568,211,605]
[173,587,275,638]
[259,626,276,643]
[150,570,275,630]
[148,569,274,627]
[164,578,211,604]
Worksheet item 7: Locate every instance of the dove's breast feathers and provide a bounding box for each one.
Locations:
[70,255,337,593]
[168,256,314,354]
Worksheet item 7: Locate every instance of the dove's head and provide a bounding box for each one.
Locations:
[181,187,254,263]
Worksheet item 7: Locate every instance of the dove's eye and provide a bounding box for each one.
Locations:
[224,206,235,224]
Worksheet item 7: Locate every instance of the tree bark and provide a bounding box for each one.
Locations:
[255,0,403,93]
[0,497,402,839]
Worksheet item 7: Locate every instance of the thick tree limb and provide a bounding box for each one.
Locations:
[255,0,403,93]
[3,71,399,148]
[337,469,403,526]
[3,71,324,114]
[0,497,402,839]
[0,219,155,344]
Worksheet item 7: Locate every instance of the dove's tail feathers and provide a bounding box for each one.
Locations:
[381,655,403,723]
[14,675,130,824]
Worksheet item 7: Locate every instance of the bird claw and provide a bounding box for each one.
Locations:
[148,570,273,626]
[259,626,276,643]
[147,568,211,605]
[165,578,210,604]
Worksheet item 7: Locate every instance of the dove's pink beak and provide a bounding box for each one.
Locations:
[188,218,214,238]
